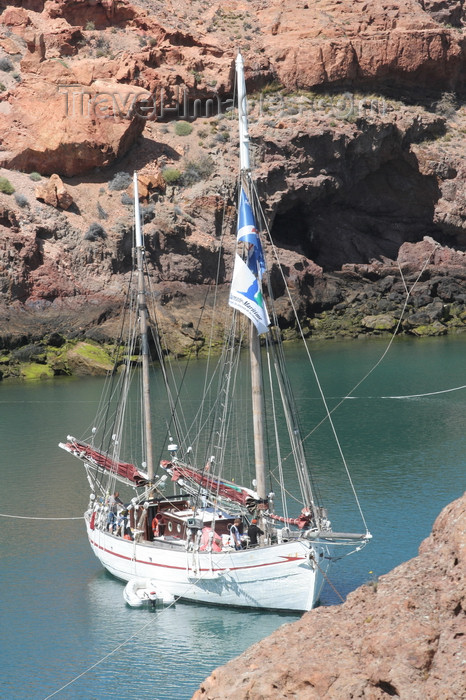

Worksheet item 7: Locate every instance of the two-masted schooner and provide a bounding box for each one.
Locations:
[60,53,371,611]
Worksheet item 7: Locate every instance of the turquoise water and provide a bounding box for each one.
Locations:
[0,335,465,699]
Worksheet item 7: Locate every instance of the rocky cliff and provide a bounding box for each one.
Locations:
[0,0,465,378]
[192,492,466,700]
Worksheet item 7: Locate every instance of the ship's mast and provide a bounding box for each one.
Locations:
[235,52,267,500]
[133,172,154,481]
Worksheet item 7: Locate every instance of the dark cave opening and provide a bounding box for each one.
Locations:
[270,157,446,272]
[271,200,317,260]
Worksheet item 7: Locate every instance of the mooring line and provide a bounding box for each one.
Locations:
[42,599,177,700]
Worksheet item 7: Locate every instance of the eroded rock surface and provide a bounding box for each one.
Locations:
[192,493,466,700]
[0,0,465,369]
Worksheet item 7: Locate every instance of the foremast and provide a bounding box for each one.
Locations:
[235,52,267,500]
[133,172,155,482]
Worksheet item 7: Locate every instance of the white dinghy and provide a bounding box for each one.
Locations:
[123,578,175,608]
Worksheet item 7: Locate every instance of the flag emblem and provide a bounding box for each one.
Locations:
[229,188,269,334]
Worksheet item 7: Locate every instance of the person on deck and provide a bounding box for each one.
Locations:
[106,492,123,532]
[229,518,243,550]
[247,519,264,547]
[108,491,123,512]
[152,513,165,538]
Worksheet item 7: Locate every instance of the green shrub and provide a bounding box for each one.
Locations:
[85,21,95,30]
[215,131,229,143]
[29,172,42,181]
[0,83,6,92]
[175,120,193,136]
[0,177,15,195]
[162,167,182,185]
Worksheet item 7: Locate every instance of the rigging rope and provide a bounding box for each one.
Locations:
[254,189,442,531]
[382,384,466,399]
[0,513,83,520]
[294,243,443,444]
[253,183,369,533]
[313,557,345,604]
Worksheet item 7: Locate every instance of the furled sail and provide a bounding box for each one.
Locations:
[60,438,148,486]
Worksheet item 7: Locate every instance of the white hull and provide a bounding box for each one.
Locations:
[85,514,331,612]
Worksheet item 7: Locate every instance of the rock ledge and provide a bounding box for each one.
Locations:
[193,493,466,700]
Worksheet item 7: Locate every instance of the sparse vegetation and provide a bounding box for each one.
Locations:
[113,219,131,237]
[12,343,46,363]
[0,177,15,194]
[85,21,95,31]
[14,193,29,208]
[162,167,182,185]
[0,56,13,72]
[29,172,42,181]
[95,36,110,57]
[181,156,214,186]
[108,171,132,191]
[436,92,457,118]
[141,204,155,223]
[97,202,108,220]
[121,192,133,205]
[84,222,107,241]
[261,81,283,95]
[175,120,193,136]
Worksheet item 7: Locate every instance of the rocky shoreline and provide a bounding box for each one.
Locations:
[192,493,466,700]
[0,231,465,381]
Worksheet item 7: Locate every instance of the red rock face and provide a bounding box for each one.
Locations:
[44,0,137,27]
[192,493,466,700]
[258,0,465,90]
[0,0,465,351]
[0,77,148,176]
[0,0,464,179]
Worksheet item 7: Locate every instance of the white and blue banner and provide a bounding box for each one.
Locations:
[237,189,266,279]
[229,254,270,336]
[229,189,269,335]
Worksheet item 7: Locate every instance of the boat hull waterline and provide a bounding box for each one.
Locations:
[85,515,332,611]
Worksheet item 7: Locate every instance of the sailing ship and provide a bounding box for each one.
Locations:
[60,53,371,612]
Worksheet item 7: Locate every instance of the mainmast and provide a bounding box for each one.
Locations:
[235,52,267,500]
[133,172,155,481]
